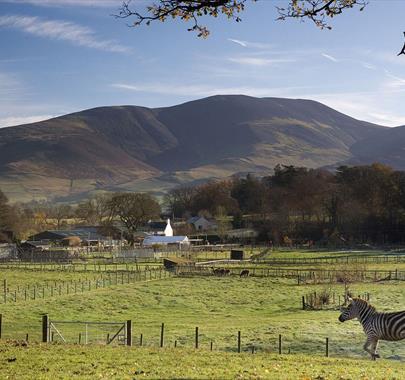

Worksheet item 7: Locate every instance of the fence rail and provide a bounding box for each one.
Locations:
[176,265,405,284]
[255,254,405,266]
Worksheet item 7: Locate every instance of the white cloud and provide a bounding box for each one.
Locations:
[228,56,294,66]
[321,53,338,62]
[384,70,405,89]
[228,38,247,47]
[227,38,274,50]
[0,114,54,128]
[361,62,376,70]
[1,0,120,7]
[0,15,130,53]
[112,82,315,98]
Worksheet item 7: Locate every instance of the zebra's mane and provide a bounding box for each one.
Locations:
[353,298,376,312]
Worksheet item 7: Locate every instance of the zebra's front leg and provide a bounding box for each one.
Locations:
[363,338,379,360]
[371,340,380,360]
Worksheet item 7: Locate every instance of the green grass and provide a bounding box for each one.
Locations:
[3,273,405,359]
[3,252,405,378]
[1,342,405,379]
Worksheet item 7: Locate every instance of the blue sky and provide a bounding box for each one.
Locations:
[0,0,405,127]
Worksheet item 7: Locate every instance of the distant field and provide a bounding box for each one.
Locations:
[1,343,404,380]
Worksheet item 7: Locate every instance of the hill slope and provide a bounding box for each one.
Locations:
[0,95,386,201]
[347,125,405,169]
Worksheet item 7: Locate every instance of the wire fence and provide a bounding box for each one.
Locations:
[2,315,405,360]
[1,267,174,304]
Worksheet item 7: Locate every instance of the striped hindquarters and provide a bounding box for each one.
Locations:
[368,311,405,341]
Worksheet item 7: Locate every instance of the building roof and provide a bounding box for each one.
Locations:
[143,236,189,245]
[187,216,217,225]
[29,229,108,242]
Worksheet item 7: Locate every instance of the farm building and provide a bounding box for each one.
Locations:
[142,235,189,247]
[0,243,17,259]
[139,219,173,236]
[187,216,217,231]
[163,257,194,270]
[28,227,111,246]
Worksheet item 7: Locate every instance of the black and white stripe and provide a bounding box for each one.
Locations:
[339,298,405,360]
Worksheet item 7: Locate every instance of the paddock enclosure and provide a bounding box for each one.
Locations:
[2,248,405,364]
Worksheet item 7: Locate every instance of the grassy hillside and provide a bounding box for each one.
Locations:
[0,95,385,202]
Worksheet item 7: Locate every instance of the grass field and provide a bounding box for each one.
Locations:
[2,273,405,357]
[2,250,405,378]
[1,342,404,379]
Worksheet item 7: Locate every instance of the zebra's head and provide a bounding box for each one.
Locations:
[338,298,373,322]
[338,298,358,322]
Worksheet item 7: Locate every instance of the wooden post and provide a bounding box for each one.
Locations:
[160,323,164,348]
[140,333,143,346]
[195,327,199,349]
[0,314,2,339]
[302,296,305,310]
[42,314,49,343]
[210,341,213,351]
[174,340,177,348]
[278,334,282,354]
[325,337,329,357]
[3,280,6,303]
[26,333,29,342]
[237,331,241,353]
[79,333,81,344]
[126,320,132,346]
[251,346,255,354]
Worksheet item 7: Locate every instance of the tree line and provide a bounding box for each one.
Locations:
[164,163,405,245]
[2,162,405,245]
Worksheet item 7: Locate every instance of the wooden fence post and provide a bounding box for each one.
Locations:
[237,331,241,353]
[278,334,282,354]
[160,323,164,348]
[42,314,49,343]
[325,337,329,357]
[140,333,143,346]
[126,320,132,346]
[210,341,213,351]
[0,314,2,339]
[195,327,199,349]
[302,296,305,310]
[3,280,6,304]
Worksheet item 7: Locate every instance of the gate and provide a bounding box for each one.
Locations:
[42,315,132,346]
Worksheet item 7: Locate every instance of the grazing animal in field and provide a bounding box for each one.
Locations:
[339,298,405,360]
[223,269,230,276]
[240,269,249,277]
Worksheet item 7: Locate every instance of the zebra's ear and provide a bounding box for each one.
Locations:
[348,297,353,302]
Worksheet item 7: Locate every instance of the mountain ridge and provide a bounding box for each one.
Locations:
[0,95,389,202]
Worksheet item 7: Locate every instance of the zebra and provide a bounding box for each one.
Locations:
[338,297,405,360]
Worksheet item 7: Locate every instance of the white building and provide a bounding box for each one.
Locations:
[164,219,173,236]
[142,235,189,247]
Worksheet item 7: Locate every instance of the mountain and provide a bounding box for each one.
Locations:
[0,95,387,202]
[347,125,405,169]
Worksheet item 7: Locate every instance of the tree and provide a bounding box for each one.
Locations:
[119,0,367,35]
[163,186,196,218]
[119,1,404,54]
[76,194,113,225]
[0,190,13,231]
[108,193,161,243]
[190,180,239,216]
